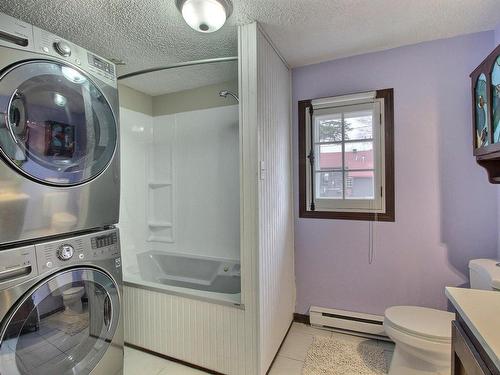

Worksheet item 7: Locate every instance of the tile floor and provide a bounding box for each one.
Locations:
[124,346,207,374]
[124,323,395,375]
[268,323,395,375]
[2,310,92,374]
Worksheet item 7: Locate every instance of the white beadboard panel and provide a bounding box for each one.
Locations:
[124,285,248,375]
[255,26,296,374]
[238,22,260,375]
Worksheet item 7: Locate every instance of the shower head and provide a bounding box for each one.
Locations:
[219,90,239,103]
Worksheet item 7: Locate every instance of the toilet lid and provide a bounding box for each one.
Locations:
[385,306,454,341]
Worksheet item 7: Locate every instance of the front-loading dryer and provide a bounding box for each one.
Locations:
[0,227,123,375]
[0,12,120,245]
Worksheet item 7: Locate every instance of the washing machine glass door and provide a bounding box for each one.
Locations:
[0,268,120,375]
[0,60,117,186]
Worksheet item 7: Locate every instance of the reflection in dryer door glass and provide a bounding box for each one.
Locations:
[45,122,75,158]
[0,269,119,375]
[0,61,117,185]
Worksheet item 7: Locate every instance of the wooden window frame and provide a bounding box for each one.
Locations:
[298,88,395,221]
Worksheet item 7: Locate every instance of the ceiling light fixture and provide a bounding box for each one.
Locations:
[53,93,67,107]
[176,0,232,33]
[61,66,87,84]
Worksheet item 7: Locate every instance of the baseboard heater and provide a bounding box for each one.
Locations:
[309,306,390,341]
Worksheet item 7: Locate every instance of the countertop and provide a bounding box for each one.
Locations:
[445,287,500,370]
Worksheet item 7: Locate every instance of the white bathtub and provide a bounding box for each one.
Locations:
[124,251,241,305]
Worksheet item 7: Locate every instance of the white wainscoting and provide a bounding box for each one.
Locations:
[123,286,248,374]
[255,25,296,374]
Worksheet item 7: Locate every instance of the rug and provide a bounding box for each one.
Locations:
[43,310,90,336]
[302,336,389,375]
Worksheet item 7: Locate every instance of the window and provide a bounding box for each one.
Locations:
[298,89,394,221]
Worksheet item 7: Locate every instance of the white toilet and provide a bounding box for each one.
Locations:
[384,259,500,375]
[62,287,85,314]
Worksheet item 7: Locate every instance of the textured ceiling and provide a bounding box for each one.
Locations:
[1,0,500,75]
[0,0,238,76]
[120,60,238,96]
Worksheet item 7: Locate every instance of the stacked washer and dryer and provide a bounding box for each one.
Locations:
[0,12,123,375]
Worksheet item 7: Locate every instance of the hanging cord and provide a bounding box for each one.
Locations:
[368,202,378,264]
[368,221,374,264]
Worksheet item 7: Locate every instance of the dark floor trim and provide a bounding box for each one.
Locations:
[293,313,310,325]
[39,306,65,319]
[265,319,294,375]
[125,342,225,375]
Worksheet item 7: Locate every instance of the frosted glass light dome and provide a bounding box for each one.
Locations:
[176,0,232,33]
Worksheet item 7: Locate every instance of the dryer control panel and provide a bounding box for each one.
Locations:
[0,12,117,87]
[36,228,121,274]
[0,12,32,51]
[32,26,117,87]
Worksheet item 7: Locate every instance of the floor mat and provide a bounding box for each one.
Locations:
[302,336,388,375]
[43,310,89,336]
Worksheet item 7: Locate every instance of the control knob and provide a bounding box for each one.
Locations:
[57,244,75,260]
[54,41,71,57]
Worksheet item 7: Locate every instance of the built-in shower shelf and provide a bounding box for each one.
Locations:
[148,181,172,188]
[147,221,174,243]
[148,221,173,228]
[147,235,174,243]
[146,120,175,244]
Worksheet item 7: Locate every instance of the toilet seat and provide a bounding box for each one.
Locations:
[62,286,85,314]
[63,287,84,297]
[384,306,454,343]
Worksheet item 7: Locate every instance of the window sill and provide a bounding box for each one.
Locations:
[299,209,395,222]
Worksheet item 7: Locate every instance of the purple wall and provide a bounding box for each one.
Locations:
[292,31,498,315]
[495,24,500,45]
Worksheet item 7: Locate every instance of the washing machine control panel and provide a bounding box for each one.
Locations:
[35,228,121,274]
[57,244,75,260]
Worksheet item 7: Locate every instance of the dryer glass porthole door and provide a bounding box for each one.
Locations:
[0,60,117,186]
[0,268,120,375]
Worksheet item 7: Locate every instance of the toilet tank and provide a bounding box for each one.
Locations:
[469,259,500,291]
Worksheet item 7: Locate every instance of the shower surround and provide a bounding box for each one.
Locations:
[121,101,240,303]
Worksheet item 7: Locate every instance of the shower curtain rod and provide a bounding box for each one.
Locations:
[117,56,238,80]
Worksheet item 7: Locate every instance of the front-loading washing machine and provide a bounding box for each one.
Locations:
[0,12,120,245]
[0,227,123,375]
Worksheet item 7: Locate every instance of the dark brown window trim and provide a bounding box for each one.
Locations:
[298,88,395,222]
